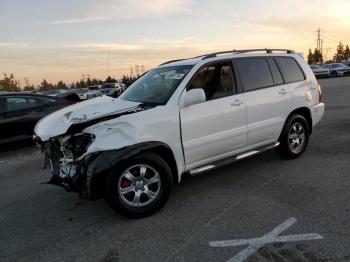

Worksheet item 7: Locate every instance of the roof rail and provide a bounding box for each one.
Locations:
[202,48,295,59]
[159,49,295,66]
[158,53,206,66]
[159,59,187,66]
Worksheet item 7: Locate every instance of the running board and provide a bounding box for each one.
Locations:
[189,142,280,176]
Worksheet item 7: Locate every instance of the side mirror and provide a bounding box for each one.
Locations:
[182,89,206,107]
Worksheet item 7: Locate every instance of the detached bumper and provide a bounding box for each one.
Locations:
[311,103,325,127]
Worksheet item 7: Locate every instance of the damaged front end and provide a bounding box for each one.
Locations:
[41,133,95,194]
[33,96,156,198]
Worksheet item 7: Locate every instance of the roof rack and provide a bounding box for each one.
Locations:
[203,49,295,59]
[159,49,295,65]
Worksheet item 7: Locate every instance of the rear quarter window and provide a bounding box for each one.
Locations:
[275,57,305,83]
[236,58,274,91]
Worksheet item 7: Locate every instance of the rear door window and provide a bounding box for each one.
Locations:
[275,57,305,83]
[236,58,274,91]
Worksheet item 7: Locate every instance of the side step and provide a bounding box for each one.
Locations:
[189,142,280,176]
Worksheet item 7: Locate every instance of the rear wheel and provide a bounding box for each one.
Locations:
[331,71,338,77]
[277,114,309,159]
[106,153,172,218]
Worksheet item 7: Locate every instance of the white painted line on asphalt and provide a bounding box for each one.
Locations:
[209,217,323,262]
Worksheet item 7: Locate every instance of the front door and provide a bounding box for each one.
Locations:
[180,61,247,169]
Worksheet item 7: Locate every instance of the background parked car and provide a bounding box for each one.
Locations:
[68,88,89,100]
[343,61,350,67]
[98,83,118,97]
[322,63,350,77]
[43,89,67,97]
[0,93,75,144]
[86,86,103,99]
[310,65,330,78]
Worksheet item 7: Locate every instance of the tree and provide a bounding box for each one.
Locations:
[313,48,323,64]
[56,80,67,89]
[333,42,345,62]
[121,75,139,87]
[0,73,21,92]
[105,76,116,83]
[344,45,350,62]
[38,79,54,91]
[307,49,314,64]
[23,85,35,91]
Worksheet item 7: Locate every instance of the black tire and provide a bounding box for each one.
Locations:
[106,153,173,218]
[277,114,310,159]
[331,71,337,77]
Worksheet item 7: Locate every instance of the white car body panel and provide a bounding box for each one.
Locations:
[244,85,292,147]
[180,93,247,169]
[82,104,186,179]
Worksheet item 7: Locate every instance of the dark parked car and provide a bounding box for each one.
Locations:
[0,93,75,144]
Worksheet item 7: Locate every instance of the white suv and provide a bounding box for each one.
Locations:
[34,49,325,217]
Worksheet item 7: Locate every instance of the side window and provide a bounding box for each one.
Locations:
[6,97,28,111]
[275,57,305,83]
[35,98,52,106]
[267,58,283,85]
[27,98,38,108]
[236,58,274,91]
[188,62,235,100]
[5,97,39,112]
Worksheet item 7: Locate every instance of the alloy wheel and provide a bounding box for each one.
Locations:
[118,164,161,207]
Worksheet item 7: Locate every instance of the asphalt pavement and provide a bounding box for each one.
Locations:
[1,77,350,262]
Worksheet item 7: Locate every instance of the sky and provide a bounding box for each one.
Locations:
[0,0,350,86]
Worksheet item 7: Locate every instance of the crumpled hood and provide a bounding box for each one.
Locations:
[35,96,140,141]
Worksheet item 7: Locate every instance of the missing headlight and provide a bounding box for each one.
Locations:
[70,133,95,159]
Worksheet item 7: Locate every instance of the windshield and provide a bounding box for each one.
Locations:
[120,65,193,105]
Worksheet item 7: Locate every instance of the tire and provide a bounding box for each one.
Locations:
[277,114,310,159]
[106,153,173,218]
[331,71,337,77]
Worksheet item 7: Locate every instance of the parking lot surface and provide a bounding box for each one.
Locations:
[1,77,350,262]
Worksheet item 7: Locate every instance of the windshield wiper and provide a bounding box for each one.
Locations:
[139,101,164,107]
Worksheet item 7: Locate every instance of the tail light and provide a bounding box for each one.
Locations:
[317,84,323,103]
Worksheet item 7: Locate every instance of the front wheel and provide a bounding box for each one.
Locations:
[277,114,310,159]
[106,153,173,218]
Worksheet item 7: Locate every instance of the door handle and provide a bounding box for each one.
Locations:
[231,99,244,106]
[279,89,288,95]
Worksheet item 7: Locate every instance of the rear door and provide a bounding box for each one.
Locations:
[180,61,247,168]
[235,57,293,147]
